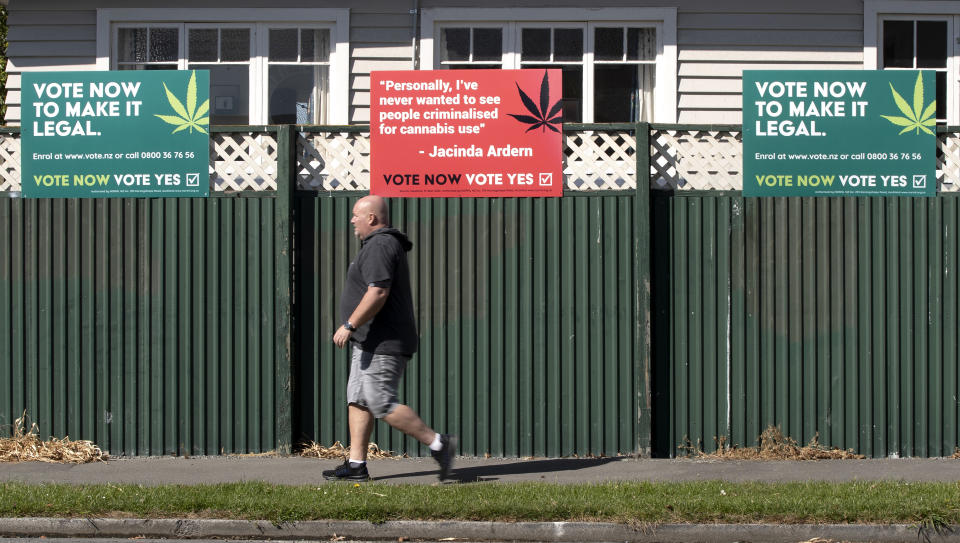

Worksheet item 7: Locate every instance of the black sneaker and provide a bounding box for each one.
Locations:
[430,434,457,481]
[322,460,370,482]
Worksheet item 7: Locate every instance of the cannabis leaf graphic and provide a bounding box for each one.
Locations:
[155,70,210,135]
[508,70,562,133]
[880,72,936,135]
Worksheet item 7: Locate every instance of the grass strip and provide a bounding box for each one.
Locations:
[2,481,960,525]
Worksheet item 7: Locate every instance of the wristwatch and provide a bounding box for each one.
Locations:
[343,321,356,332]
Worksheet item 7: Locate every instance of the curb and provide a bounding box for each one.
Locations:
[0,518,956,542]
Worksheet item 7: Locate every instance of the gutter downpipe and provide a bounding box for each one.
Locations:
[411,0,421,70]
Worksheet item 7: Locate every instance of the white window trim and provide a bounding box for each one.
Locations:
[420,7,677,123]
[864,0,959,124]
[96,8,350,124]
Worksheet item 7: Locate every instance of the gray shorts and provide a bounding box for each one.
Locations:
[347,346,409,418]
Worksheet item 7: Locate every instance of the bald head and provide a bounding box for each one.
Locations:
[356,195,390,224]
[351,195,390,238]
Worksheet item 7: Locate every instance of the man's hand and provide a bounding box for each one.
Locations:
[333,325,352,348]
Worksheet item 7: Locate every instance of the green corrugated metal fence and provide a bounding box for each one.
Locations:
[294,191,647,457]
[0,126,294,455]
[7,120,960,459]
[652,192,960,458]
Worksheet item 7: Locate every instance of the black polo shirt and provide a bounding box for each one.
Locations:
[339,227,418,356]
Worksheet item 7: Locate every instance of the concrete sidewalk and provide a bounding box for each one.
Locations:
[3,456,960,542]
[2,455,960,485]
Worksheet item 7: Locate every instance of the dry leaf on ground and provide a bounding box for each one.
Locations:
[298,440,404,460]
[0,411,106,463]
[680,425,865,460]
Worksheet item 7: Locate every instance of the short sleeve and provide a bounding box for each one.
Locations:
[358,237,397,288]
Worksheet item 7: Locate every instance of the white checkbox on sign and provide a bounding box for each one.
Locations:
[186,173,200,187]
[913,175,926,189]
[539,172,553,186]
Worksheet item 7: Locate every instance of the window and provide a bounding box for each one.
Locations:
[116,26,179,70]
[98,9,349,125]
[881,19,948,121]
[866,1,960,124]
[518,26,585,121]
[267,28,330,124]
[439,27,504,68]
[186,26,252,125]
[422,8,677,123]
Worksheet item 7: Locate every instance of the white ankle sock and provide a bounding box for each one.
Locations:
[348,459,366,466]
[428,433,443,451]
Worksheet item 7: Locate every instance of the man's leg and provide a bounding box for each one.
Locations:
[349,403,375,461]
[384,404,457,481]
[322,403,374,481]
[382,404,435,444]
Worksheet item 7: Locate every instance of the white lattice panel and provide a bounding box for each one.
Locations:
[0,134,21,192]
[211,132,278,192]
[298,132,370,190]
[564,131,636,190]
[938,133,960,193]
[651,130,742,191]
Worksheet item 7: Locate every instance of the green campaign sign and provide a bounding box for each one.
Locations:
[22,70,210,198]
[743,70,936,197]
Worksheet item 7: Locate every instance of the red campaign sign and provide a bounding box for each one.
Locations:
[370,69,563,198]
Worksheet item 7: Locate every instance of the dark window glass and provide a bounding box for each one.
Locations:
[442,28,470,61]
[936,70,946,120]
[917,21,947,68]
[189,29,218,62]
[270,29,298,61]
[525,63,581,122]
[559,65,582,122]
[627,28,656,61]
[221,29,250,62]
[449,64,500,70]
[268,65,326,124]
[522,28,551,61]
[554,28,583,61]
[118,28,147,63]
[594,65,638,122]
[193,64,250,124]
[150,28,179,62]
[473,28,502,61]
[301,29,329,63]
[595,27,623,61]
[883,20,914,68]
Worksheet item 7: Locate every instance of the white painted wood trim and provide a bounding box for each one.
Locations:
[96,8,350,124]
[329,11,351,125]
[420,7,677,123]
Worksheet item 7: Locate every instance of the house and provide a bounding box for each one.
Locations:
[5,1,958,127]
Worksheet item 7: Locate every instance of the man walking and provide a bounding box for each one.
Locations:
[324,195,456,482]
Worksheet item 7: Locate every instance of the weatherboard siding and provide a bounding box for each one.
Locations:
[675,1,864,123]
[5,9,99,124]
[4,1,867,125]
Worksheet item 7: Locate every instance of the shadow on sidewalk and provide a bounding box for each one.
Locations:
[374,457,625,483]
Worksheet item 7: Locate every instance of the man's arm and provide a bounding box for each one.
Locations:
[333,285,390,348]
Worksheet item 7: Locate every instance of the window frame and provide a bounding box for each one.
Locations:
[260,24,334,124]
[97,8,350,125]
[420,8,678,123]
[438,24,511,67]
[865,1,960,124]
